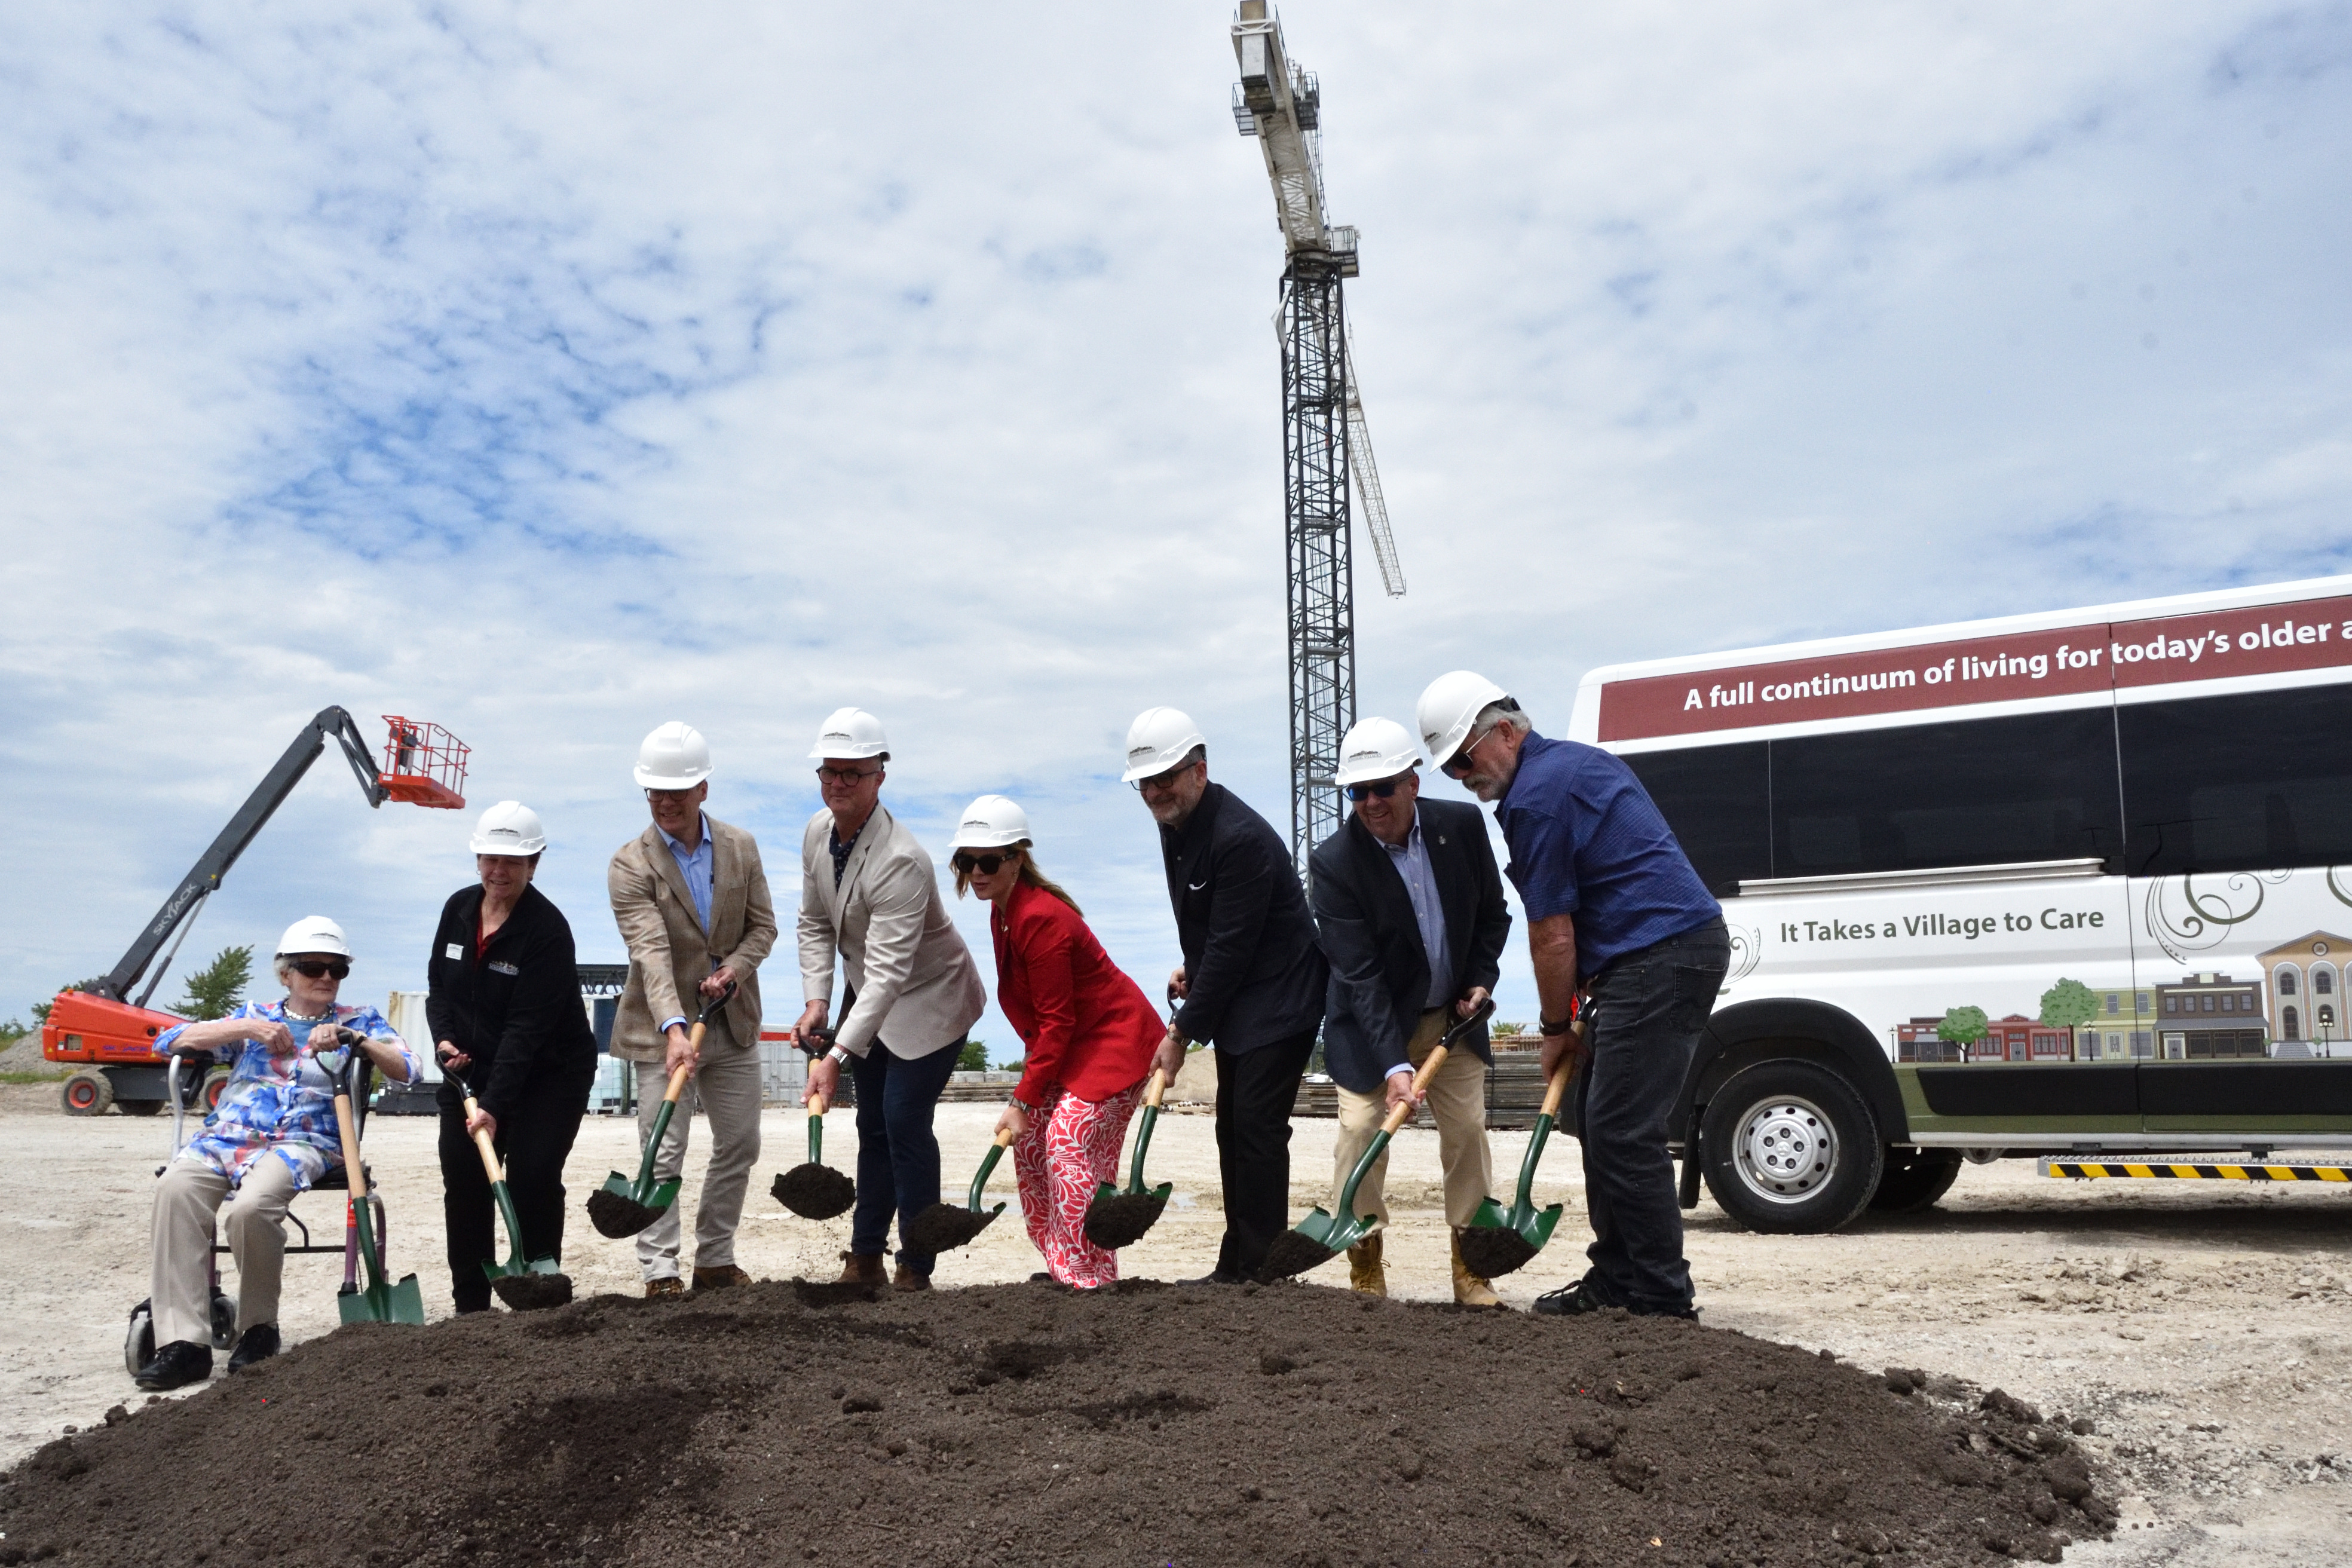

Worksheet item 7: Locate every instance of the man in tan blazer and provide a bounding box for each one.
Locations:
[608,721,778,1297]
[795,707,987,1291]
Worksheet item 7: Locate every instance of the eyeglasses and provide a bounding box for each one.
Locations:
[951,850,1016,875]
[815,765,880,786]
[290,960,350,981]
[1440,722,1497,777]
[1130,764,1193,794]
[643,787,700,804]
[1344,779,1404,803]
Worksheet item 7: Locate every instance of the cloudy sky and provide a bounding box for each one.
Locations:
[4,2,2348,1045]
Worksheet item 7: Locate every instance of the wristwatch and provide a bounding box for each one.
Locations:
[826,1045,852,1067]
[1539,1014,1576,1036]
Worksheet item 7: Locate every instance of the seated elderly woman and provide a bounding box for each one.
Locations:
[136,915,416,1391]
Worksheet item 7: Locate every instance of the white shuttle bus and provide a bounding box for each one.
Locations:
[1569,574,2352,1233]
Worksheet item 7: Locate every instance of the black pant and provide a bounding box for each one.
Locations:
[1570,918,1729,1313]
[1211,1028,1316,1276]
[438,1064,595,1312]
[848,1040,962,1275]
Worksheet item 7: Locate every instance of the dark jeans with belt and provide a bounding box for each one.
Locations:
[1212,1027,1318,1277]
[1570,917,1729,1314]
[848,1040,962,1276]
[437,1061,595,1313]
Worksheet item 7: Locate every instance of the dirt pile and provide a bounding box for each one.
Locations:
[0,1281,2112,1567]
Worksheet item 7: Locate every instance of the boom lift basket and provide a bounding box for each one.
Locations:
[378,717,468,810]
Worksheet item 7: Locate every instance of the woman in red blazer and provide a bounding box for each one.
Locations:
[952,795,1160,1288]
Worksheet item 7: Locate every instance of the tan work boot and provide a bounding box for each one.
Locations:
[1346,1233,1387,1297]
[644,1276,685,1300]
[892,1261,932,1293]
[691,1264,754,1291]
[1451,1230,1503,1310]
[837,1251,887,1288]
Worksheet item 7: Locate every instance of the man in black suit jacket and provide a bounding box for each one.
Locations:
[1310,718,1512,1306]
[1128,708,1328,1284]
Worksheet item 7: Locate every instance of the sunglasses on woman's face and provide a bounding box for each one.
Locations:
[952,850,1015,875]
[290,960,350,981]
[1345,779,1403,803]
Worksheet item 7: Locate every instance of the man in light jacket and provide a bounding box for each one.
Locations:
[797,707,987,1292]
[608,722,779,1298]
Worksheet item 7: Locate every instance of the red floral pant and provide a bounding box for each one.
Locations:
[1012,1080,1144,1289]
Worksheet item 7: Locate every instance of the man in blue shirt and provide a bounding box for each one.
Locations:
[1418,671,1729,1319]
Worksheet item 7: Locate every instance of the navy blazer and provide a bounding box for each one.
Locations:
[1309,798,1511,1094]
[1161,783,1328,1053]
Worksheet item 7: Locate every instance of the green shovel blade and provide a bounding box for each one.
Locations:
[339,1273,425,1325]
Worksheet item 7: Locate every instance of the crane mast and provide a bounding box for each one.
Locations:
[1232,2,1403,883]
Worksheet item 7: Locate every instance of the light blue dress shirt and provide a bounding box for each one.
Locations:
[1378,808,1453,1078]
[656,814,716,1033]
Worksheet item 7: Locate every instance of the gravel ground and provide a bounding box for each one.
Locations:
[2,1081,2345,1564]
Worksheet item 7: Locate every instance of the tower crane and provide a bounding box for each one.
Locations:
[1230,1,1405,883]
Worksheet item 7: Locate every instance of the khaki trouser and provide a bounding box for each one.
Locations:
[1331,1008,1494,1230]
[634,1014,763,1278]
[149,1154,301,1346]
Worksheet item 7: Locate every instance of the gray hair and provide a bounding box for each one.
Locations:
[1477,700,1532,738]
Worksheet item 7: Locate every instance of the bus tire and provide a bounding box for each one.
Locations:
[1701,1060,1882,1235]
[1870,1146,1962,1214]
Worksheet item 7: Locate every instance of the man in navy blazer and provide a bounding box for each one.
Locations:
[1309,718,1512,1306]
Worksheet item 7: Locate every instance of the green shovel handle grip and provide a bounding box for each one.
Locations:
[968,1127,1016,1209]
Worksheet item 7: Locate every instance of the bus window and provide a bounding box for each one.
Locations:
[2120,686,2352,877]
[1622,742,1769,896]
[1769,710,2124,877]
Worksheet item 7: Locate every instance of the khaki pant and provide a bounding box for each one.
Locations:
[1331,1009,1493,1229]
[634,1015,763,1279]
[149,1155,301,1346]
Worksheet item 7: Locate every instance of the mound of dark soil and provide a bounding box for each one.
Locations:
[0,1281,2113,1567]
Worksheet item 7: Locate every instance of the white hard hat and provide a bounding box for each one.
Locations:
[1333,717,1424,788]
[275,915,351,960]
[634,722,713,790]
[1122,707,1208,783]
[952,794,1031,850]
[1416,670,1513,767]
[809,707,889,761]
[468,800,547,857]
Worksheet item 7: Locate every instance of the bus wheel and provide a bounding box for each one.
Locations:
[1701,1061,1882,1235]
[1870,1147,1962,1214]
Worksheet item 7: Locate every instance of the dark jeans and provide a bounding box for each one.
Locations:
[849,1040,962,1276]
[1570,918,1729,1313]
[437,1062,595,1312]
[1212,1028,1317,1277]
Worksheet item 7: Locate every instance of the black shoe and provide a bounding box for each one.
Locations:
[227,1324,280,1373]
[1182,1269,1249,1287]
[1532,1279,1699,1321]
[134,1340,213,1391]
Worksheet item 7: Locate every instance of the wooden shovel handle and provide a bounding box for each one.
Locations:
[1140,1066,1168,1110]
[1538,1019,1588,1119]
[994,1124,1019,1149]
[661,1019,710,1104]
[808,1089,829,1117]
[461,1093,504,1183]
[331,1091,369,1202]
[1379,1040,1455,1137]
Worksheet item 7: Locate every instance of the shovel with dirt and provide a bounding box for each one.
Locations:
[901,1125,1018,1255]
[771,1060,856,1220]
[445,1064,573,1310]
[587,984,734,1239]
[321,1033,426,1326]
[1456,1018,1583,1282]
[1258,1000,1494,1284]
[1081,1066,1171,1251]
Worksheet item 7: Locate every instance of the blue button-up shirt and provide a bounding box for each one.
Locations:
[1377,808,1453,1077]
[657,814,716,1033]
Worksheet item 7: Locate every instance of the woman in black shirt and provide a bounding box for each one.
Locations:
[426,801,599,1313]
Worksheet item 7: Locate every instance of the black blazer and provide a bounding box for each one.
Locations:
[424,883,598,1122]
[1161,783,1328,1053]
[1309,798,1511,1094]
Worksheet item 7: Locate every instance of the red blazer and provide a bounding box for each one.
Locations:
[993,880,1160,1106]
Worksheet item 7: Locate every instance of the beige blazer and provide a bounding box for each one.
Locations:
[608,815,777,1062]
[798,803,986,1059]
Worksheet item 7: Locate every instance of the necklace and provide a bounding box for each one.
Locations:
[282,1005,333,1024]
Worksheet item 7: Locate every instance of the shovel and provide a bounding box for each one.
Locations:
[1258,1000,1494,1283]
[446,1065,573,1310]
[1456,1018,1584,1282]
[1082,1067,1171,1251]
[322,1037,425,1326]
[587,984,734,1239]
[771,1084,856,1220]
[901,1125,1018,1256]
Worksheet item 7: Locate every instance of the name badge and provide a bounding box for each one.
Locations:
[445,943,463,960]
[489,960,520,976]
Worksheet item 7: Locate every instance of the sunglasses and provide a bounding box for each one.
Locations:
[1440,722,1497,777]
[951,850,1016,875]
[815,765,880,786]
[1129,762,1196,794]
[1344,779,1404,803]
[290,960,350,981]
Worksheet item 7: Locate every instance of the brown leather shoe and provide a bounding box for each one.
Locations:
[691,1264,754,1291]
[837,1251,887,1287]
[644,1276,686,1300]
[1346,1234,1388,1297]
[893,1261,932,1293]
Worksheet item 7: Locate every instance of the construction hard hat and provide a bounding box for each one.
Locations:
[1416,670,1513,767]
[275,915,351,960]
[634,722,713,790]
[1122,707,1207,783]
[952,794,1031,850]
[1333,717,1424,788]
[809,707,889,761]
[468,800,547,857]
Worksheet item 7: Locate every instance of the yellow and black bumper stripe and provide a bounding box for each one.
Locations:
[2043,1160,2352,1182]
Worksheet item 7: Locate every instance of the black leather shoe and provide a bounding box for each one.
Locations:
[1181,1269,1248,1286]
[1532,1279,1698,1321]
[134,1340,213,1391]
[228,1324,280,1372]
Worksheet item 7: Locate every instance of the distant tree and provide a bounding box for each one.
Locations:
[994,1048,1026,1073]
[30,978,107,1025]
[173,946,255,1021]
[956,1039,988,1073]
[1490,1020,1525,1038]
[0,1018,24,1045]
[1937,1006,1990,1061]
[2038,978,2098,1030]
